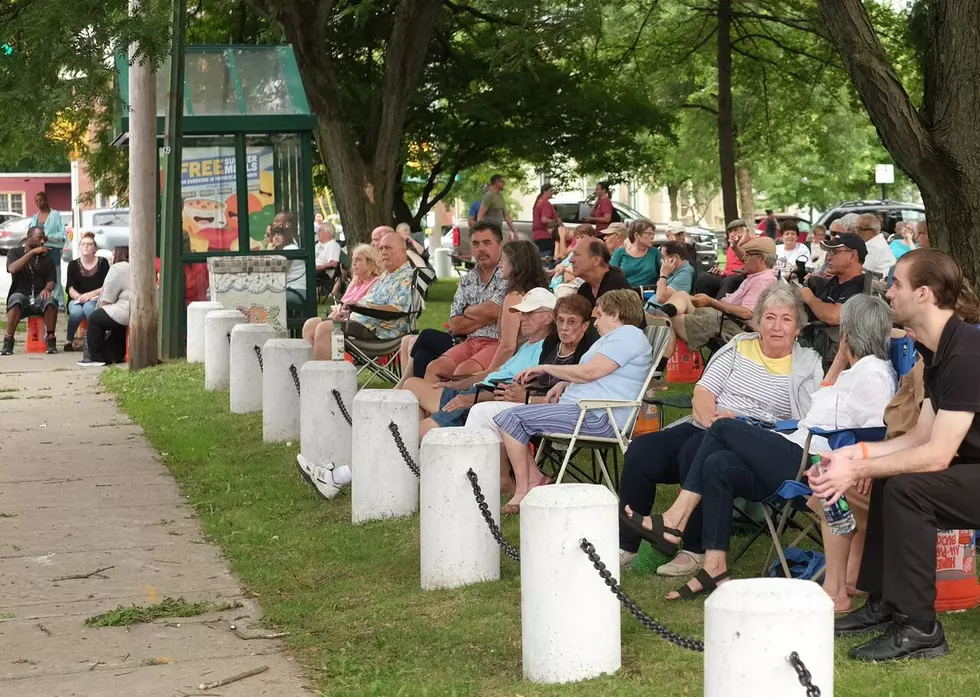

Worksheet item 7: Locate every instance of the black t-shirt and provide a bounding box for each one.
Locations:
[805,273,865,323]
[66,257,110,296]
[577,266,631,306]
[6,246,56,299]
[918,316,980,464]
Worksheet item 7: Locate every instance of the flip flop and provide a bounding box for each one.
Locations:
[619,509,681,558]
[671,568,731,601]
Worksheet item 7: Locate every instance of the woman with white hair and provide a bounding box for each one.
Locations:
[624,294,897,600]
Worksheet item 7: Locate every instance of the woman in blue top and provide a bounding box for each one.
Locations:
[492,289,653,513]
[610,219,661,287]
[30,192,66,306]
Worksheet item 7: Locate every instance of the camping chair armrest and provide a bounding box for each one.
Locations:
[642,394,693,409]
[576,399,639,411]
[346,304,409,321]
[809,426,887,450]
[474,379,510,400]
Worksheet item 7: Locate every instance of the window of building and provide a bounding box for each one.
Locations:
[0,192,25,215]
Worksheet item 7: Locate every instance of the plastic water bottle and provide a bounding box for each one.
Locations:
[331,322,345,361]
[811,454,856,535]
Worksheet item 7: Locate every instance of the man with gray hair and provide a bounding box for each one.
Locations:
[854,213,897,277]
[314,221,341,273]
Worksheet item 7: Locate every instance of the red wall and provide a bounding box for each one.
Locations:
[0,175,72,215]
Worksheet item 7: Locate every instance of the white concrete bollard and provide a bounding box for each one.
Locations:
[705,578,833,697]
[419,427,501,590]
[298,361,358,498]
[229,323,277,414]
[432,247,454,280]
[204,310,246,392]
[187,301,224,363]
[350,389,419,524]
[521,484,620,684]
[262,339,313,443]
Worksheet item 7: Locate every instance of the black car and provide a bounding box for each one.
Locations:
[816,200,925,236]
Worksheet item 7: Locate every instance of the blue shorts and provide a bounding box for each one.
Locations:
[6,292,57,316]
[431,386,476,428]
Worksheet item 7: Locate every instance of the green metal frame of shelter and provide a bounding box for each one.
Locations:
[114,45,318,348]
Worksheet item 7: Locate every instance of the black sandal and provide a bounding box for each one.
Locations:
[619,509,682,558]
[672,568,731,600]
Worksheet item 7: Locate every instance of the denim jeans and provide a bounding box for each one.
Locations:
[618,422,707,553]
[682,418,805,551]
[67,299,98,341]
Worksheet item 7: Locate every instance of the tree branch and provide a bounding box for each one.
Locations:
[678,102,719,116]
[730,10,822,37]
[617,0,660,65]
[442,0,522,27]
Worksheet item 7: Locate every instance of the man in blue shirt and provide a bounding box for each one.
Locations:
[654,241,695,305]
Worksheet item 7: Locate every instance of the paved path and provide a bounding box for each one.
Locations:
[0,354,310,696]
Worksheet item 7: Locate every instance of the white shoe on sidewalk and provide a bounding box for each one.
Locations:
[657,550,705,577]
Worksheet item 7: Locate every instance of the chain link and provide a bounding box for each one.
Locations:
[787,652,821,697]
[388,421,419,477]
[253,345,264,372]
[226,331,231,344]
[289,364,301,395]
[465,469,520,562]
[332,389,353,426]
[579,538,704,652]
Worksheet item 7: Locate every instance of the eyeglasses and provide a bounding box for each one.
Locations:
[857,226,876,232]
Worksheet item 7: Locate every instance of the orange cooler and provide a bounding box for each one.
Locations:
[667,339,704,384]
[935,529,980,613]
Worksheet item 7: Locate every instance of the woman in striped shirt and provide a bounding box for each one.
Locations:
[627,295,897,601]
[618,285,824,573]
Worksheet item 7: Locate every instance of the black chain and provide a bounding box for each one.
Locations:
[226,331,231,344]
[332,389,352,426]
[388,421,419,477]
[253,345,264,372]
[465,469,520,562]
[579,538,704,652]
[289,364,301,395]
[788,652,821,697]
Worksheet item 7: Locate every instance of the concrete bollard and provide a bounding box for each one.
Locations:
[262,339,312,443]
[351,389,419,524]
[187,301,224,363]
[432,247,454,280]
[298,361,358,498]
[705,578,833,697]
[229,323,277,414]
[419,427,501,590]
[521,484,620,684]
[204,310,246,392]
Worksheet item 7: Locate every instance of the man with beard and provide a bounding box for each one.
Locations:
[811,249,980,662]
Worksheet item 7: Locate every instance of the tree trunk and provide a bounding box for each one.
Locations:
[716,0,739,224]
[280,0,444,245]
[667,183,681,221]
[736,163,755,223]
[127,0,158,370]
[816,0,980,278]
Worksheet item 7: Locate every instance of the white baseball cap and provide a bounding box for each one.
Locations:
[509,287,558,313]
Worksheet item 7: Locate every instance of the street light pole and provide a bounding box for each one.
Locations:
[159,0,187,358]
[128,0,159,370]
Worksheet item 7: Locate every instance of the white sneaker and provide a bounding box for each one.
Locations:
[657,550,705,577]
[619,550,638,569]
[296,453,315,484]
[77,360,106,368]
[310,464,346,500]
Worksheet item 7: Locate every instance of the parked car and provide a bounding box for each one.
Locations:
[815,200,925,236]
[84,207,131,252]
[0,212,70,255]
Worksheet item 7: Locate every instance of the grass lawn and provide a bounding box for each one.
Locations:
[102,280,980,697]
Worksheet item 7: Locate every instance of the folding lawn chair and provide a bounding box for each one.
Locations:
[533,323,672,491]
[343,268,428,388]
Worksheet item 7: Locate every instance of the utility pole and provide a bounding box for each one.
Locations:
[128,0,159,370]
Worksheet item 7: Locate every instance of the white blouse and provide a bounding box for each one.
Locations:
[784,355,897,454]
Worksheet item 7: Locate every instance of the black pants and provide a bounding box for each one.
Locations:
[411,328,455,378]
[87,309,127,364]
[534,238,555,259]
[618,422,706,553]
[696,271,745,299]
[682,418,804,551]
[857,465,980,623]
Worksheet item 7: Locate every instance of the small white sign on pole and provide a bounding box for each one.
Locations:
[875,164,895,184]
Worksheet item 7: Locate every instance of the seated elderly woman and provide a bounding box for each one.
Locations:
[623,295,897,600]
[483,290,653,514]
[618,284,824,573]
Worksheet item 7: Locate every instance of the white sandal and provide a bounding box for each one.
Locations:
[656,550,705,577]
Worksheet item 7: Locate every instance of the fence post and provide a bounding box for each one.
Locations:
[261,339,312,443]
[229,323,276,414]
[186,301,224,364]
[299,361,357,498]
[204,310,246,391]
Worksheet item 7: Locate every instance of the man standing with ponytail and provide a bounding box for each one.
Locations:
[811,249,980,662]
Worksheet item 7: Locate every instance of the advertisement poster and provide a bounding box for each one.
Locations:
[179,146,276,252]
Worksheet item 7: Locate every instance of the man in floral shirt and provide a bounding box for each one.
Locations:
[347,233,414,339]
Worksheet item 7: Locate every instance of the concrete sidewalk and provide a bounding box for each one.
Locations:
[0,353,310,696]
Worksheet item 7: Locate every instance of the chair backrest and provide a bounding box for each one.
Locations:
[619,324,673,438]
[889,334,916,379]
[406,268,430,333]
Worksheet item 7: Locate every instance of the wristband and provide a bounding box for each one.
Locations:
[859,442,869,460]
